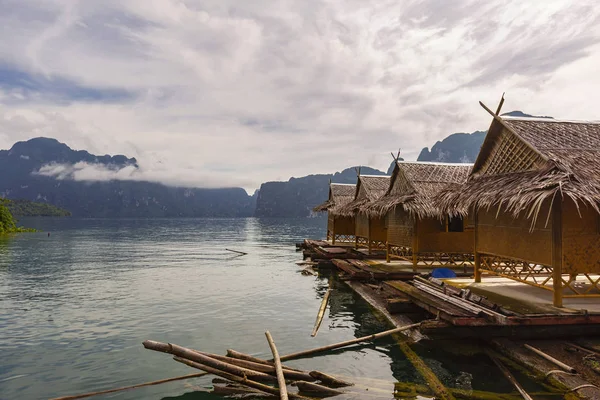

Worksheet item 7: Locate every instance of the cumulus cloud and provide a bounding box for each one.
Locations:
[1,0,600,191]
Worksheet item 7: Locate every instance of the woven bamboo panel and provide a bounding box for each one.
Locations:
[387,207,414,247]
[479,127,544,175]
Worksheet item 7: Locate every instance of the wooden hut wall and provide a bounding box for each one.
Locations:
[417,217,474,253]
[355,213,370,239]
[387,207,414,248]
[335,216,355,235]
[562,198,600,274]
[327,213,334,236]
[477,201,552,266]
[369,216,387,243]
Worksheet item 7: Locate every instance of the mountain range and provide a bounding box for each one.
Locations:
[0,111,538,218]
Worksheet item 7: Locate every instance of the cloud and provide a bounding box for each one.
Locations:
[1,0,600,191]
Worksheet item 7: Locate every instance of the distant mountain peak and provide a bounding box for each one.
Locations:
[501,110,553,119]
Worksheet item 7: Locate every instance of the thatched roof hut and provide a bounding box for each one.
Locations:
[369,161,472,219]
[439,112,600,222]
[337,175,391,217]
[313,183,356,215]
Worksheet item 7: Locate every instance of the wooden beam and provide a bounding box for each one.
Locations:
[551,196,563,307]
[412,219,419,272]
[474,209,481,283]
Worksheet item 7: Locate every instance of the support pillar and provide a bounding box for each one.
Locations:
[474,210,481,283]
[551,198,563,307]
[386,242,390,263]
[412,219,419,272]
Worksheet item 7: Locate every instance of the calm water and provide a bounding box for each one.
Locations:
[0,218,552,400]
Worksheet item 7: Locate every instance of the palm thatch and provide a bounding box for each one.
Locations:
[312,183,355,213]
[437,114,600,224]
[368,162,472,219]
[336,175,391,216]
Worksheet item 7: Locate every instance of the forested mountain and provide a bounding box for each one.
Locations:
[0,198,71,217]
[254,166,388,217]
[0,138,256,217]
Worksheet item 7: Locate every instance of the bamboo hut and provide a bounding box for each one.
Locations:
[368,161,473,270]
[338,175,391,254]
[439,101,600,307]
[313,182,356,244]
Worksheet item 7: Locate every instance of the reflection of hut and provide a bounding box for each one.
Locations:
[369,161,473,270]
[338,175,391,254]
[313,183,356,244]
[439,102,600,307]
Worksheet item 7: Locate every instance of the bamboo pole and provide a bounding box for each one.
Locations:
[488,352,533,400]
[198,351,314,381]
[308,370,353,387]
[294,381,344,397]
[278,322,421,362]
[311,288,331,337]
[524,344,576,373]
[173,356,311,400]
[142,340,276,382]
[265,331,289,400]
[48,373,209,400]
[225,248,248,256]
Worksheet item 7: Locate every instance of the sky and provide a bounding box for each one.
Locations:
[1,0,600,192]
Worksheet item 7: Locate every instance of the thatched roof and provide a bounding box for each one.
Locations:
[368,161,472,218]
[336,175,391,216]
[313,183,356,213]
[438,112,600,222]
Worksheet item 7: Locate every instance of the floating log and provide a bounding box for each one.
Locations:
[199,351,315,381]
[308,371,353,387]
[173,356,311,400]
[213,383,277,399]
[142,340,276,382]
[226,349,305,372]
[48,373,209,400]
[265,331,289,400]
[488,352,533,400]
[524,344,576,373]
[294,381,344,397]
[311,288,332,337]
[278,322,422,362]
[225,248,248,256]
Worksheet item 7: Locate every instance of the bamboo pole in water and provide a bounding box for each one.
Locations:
[311,288,331,337]
[488,352,533,400]
[48,373,209,400]
[173,356,311,400]
[198,351,315,381]
[265,331,289,400]
[524,344,576,373]
[278,322,422,362]
[142,340,276,383]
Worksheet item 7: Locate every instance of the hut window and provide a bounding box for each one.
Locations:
[446,215,464,232]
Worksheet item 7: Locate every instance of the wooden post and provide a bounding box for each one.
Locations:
[412,219,419,272]
[386,242,390,263]
[332,219,336,245]
[551,198,563,308]
[367,218,372,255]
[474,210,481,283]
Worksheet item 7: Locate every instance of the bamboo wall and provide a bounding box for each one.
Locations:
[477,202,552,266]
[562,198,600,274]
[334,216,355,235]
[369,216,387,242]
[327,214,334,234]
[387,207,414,247]
[418,217,474,253]
[355,213,370,238]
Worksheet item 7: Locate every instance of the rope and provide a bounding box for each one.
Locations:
[567,384,599,393]
[544,369,577,380]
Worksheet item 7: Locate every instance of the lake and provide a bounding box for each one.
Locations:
[0,217,553,399]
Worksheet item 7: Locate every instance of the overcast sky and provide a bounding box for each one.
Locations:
[1,0,599,192]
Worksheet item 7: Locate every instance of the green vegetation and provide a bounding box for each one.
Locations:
[0,202,35,234]
[0,198,71,217]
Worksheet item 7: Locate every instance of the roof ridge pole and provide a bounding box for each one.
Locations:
[495,92,505,115]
